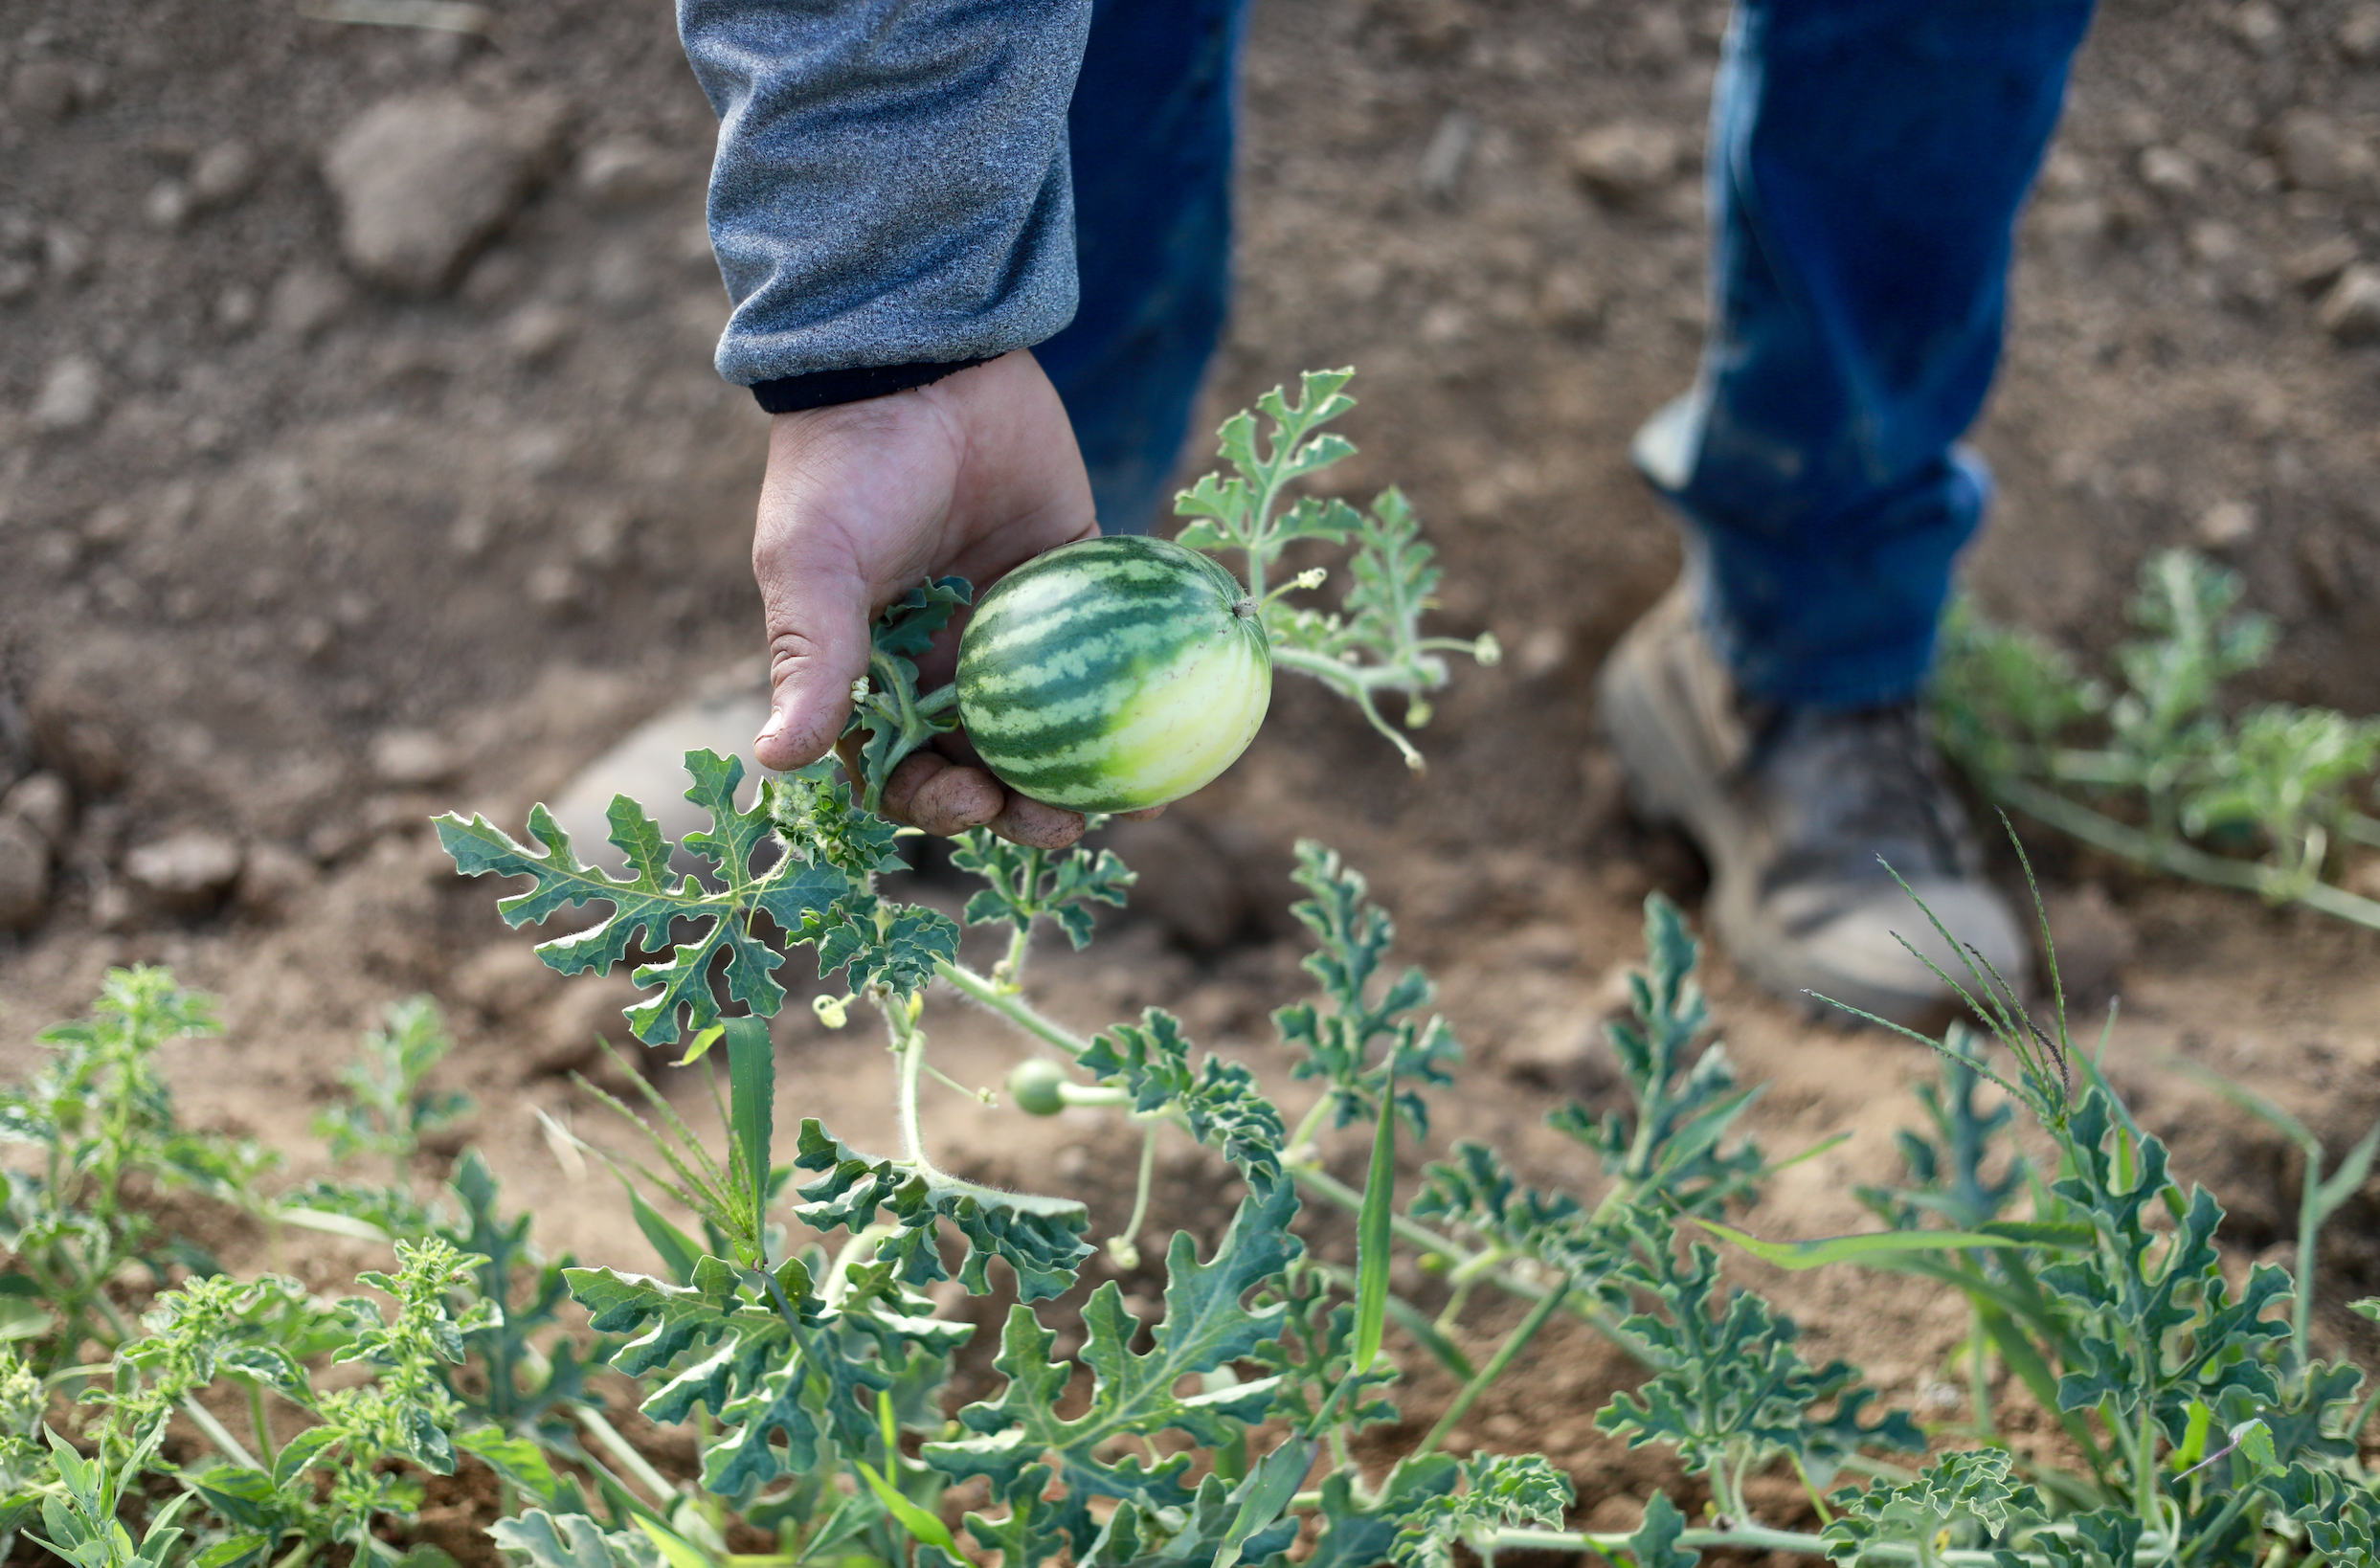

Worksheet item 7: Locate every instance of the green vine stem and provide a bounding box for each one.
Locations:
[1487,1524,2182,1565]
[1402,1277,1570,1467]
[1988,774,2380,930]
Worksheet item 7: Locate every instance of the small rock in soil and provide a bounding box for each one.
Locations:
[145,180,191,230]
[123,832,245,915]
[2188,219,2242,267]
[526,561,592,618]
[1532,266,1603,333]
[501,302,576,363]
[2193,498,2258,551]
[2285,235,2359,294]
[1,772,73,849]
[1499,1011,1620,1095]
[90,879,135,934]
[452,941,562,1021]
[369,728,462,789]
[534,974,641,1077]
[577,136,677,207]
[267,264,354,340]
[1416,109,1478,203]
[2230,0,2286,53]
[1102,816,1248,951]
[42,227,90,285]
[188,140,258,210]
[2137,146,2199,198]
[1567,122,1682,203]
[2341,4,2380,60]
[0,818,50,932]
[8,61,79,123]
[29,354,102,433]
[2317,264,2380,344]
[214,284,258,334]
[2042,884,2137,1005]
[2272,109,2377,194]
[28,680,128,795]
[322,89,569,294]
[233,840,316,920]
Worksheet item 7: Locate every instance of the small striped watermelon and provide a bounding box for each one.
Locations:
[955,536,1272,813]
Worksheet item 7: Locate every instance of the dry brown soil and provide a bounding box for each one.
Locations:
[4,0,2380,1554]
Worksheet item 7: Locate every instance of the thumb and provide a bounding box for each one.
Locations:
[753,554,872,773]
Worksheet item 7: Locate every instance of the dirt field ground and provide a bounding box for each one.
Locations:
[3,0,2379,1553]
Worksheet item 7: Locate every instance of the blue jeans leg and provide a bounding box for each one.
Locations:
[1634,0,2096,708]
[1040,0,1247,537]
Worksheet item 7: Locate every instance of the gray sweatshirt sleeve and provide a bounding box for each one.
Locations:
[677,0,1093,389]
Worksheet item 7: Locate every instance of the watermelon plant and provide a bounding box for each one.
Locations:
[840,370,1497,813]
[4,375,2376,1563]
[1933,549,2380,929]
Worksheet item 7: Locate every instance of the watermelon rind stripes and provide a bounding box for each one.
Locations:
[955,535,1273,813]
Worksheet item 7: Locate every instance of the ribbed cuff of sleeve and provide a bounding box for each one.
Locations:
[749,356,995,414]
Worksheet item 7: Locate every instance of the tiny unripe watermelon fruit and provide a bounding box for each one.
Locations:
[1008,1058,1071,1116]
[956,535,1271,813]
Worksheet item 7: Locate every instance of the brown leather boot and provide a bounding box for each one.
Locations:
[1597,582,2030,1028]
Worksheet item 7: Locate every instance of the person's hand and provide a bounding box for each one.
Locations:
[749,350,1100,849]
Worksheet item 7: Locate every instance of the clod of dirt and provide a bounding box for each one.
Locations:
[501,302,577,364]
[41,226,90,286]
[577,136,678,207]
[0,819,50,933]
[152,141,259,231]
[452,942,563,1022]
[532,973,643,1078]
[123,831,245,916]
[2230,0,2287,53]
[7,61,79,124]
[2041,884,2138,1006]
[370,728,464,790]
[2270,108,2377,194]
[2286,235,2361,295]
[234,841,317,921]
[27,678,128,795]
[1,773,73,850]
[2137,145,2200,198]
[2342,4,2380,60]
[1566,122,1683,204]
[321,90,570,294]
[2317,264,2380,345]
[1102,815,1247,951]
[188,140,258,210]
[28,354,102,434]
[265,263,354,341]
[2193,498,2258,552]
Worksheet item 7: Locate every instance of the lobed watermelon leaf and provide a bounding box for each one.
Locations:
[927,1176,1302,1557]
[952,831,1135,951]
[1273,841,1458,1134]
[1385,1453,1573,1568]
[1079,1008,1288,1179]
[437,750,854,1045]
[791,1120,1092,1302]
